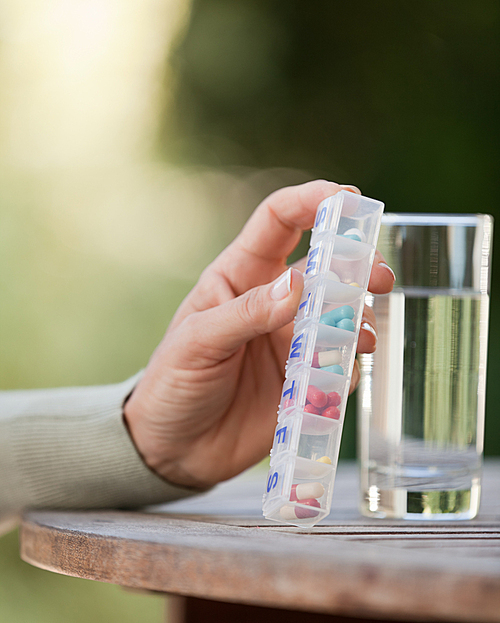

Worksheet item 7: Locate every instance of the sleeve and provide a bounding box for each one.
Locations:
[0,373,197,526]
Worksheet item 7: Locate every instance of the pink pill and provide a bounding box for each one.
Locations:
[306,385,327,408]
[326,391,341,407]
[322,406,341,420]
[312,353,320,368]
[295,498,321,519]
[304,403,323,415]
[283,398,295,409]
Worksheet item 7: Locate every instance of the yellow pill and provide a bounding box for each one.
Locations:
[316,456,332,464]
[349,282,360,287]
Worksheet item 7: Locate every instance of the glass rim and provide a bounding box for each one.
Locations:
[381,213,491,227]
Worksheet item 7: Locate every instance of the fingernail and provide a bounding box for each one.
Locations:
[340,184,362,195]
[378,262,396,281]
[271,268,292,301]
[361,322,378,344]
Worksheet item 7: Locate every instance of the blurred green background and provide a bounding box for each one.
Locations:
[0,0,498,621]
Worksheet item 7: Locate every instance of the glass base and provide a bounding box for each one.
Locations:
[360,480,481,520]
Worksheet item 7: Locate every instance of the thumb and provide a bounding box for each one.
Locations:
[177,268,304,365]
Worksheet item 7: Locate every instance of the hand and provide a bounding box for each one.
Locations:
[123,180,395,489]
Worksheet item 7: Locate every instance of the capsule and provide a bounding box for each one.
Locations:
[279,498,321,520]
[326,391,341,407]
[336,318,355,332]
[322,406,341,420]
[290,482,325,501]
[322,364,343,375]
[306,385,327,408]
[319,305,354,327]
[312,350,342,368]
[304,403,322,415]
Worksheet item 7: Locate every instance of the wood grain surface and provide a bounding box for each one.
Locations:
[21,461,500,622]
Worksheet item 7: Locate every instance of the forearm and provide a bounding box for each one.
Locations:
[0,373,196,528]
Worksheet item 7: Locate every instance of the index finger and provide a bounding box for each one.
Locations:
[217,180,360,293]
[236,180,357,261]
[368,250,396,294]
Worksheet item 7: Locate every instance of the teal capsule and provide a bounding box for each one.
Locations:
[322,364,344,375]
[319,305,355,327]
[336,318,355,332]
[344,234,362,242]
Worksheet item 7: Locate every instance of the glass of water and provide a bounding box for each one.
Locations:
[358,214,493,519]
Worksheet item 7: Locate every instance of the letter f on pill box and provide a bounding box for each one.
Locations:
[262,191,384,527]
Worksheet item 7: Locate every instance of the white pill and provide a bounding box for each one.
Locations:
[280,505,299,520]
[327,271,340,282]
[344,227,366,243]
[318,350,342,367]
[295,482,325,500]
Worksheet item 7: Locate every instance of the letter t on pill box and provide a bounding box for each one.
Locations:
[262,191,384,527]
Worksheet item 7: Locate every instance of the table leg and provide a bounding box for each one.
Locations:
[167,595,399,623]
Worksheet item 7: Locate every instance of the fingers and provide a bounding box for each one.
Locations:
[349,360,360,394]
[217,180,361,294]
[368,251,396,294]
[235,180,342,261]
[174,268,304,366]
[357,306,378,353]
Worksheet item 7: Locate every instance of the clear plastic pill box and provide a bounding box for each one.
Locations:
[262,191,384,527]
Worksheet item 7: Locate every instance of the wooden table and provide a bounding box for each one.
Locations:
[20,461,500,623]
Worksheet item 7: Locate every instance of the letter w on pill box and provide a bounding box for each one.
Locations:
[262,191,384,527]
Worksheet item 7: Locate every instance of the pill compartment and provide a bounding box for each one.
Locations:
[279,365,350,417]
[329,236,375,290]
[311,190,383,248]
[296,411,341,463]
[336,193,384,247]
[264,456,336,527]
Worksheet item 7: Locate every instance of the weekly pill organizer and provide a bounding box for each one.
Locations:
[262,190,384,527]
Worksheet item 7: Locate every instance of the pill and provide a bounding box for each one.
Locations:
[344,227,366,243]
[349,282,360,287]
[280,499,321,520]
[322,406,341,420]
[316,456,332,464]
[326,391,341,407]
[283,398,295,409]
[319,305,354,326]
[312,350,342,368]
[296,498,321,519]
[336,318,355,332]
[306,385,327,408]
[322,364,343,375]
[327,271,340,282]
[304,403,323,415]
[290,482,325,501]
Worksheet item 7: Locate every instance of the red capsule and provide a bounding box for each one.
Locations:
[322,406,341,420]
[304,403,323,415]
[326,391,341,407]
[312,352,320,368]
[295,498,321,519]
[306,385,327,408]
